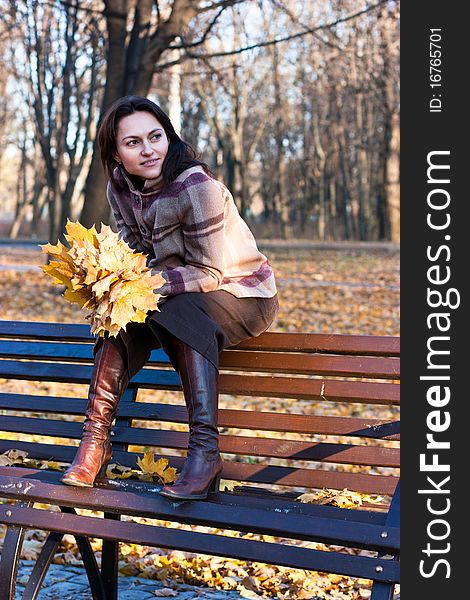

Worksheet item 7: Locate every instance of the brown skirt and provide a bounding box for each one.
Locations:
[94,291,279,379]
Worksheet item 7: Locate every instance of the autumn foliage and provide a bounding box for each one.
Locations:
[40,220,165,337]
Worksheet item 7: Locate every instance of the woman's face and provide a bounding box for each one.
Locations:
[114,111,169,180]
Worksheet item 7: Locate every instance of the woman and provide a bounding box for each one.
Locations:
[61,95,279,500]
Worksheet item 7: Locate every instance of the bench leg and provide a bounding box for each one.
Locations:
[0,523,25,600]
[370,481,400,600]
[370,581,395,600]
[101,513,121,600]
[0,500,33,600]
[59,506,107,600]
[21,531,63,600]
[75,535,108,600]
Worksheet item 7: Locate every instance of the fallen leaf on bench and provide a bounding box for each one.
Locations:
[137,450,178,484]
[297,488,363,508]
[153,589,178,597]
[220,479,236,491]
[40,220,165,337]
[0,449,29,465]
[106,463,135,479]
[39,460,69,471]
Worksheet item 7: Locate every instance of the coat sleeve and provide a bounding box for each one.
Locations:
[151,176,226,297]
[106,182,147,255]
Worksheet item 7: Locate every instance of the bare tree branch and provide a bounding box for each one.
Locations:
[270,0,346,52]
[171,6,226,50]
[197,0,247,15]
[156,0,389,70]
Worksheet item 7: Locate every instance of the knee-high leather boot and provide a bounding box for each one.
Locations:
[61,338,129,487]
[159,336,222,500]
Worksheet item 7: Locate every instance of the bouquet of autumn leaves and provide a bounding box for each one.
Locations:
[40,220,165,337]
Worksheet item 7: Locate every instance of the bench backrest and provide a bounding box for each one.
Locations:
[0,320,400,502]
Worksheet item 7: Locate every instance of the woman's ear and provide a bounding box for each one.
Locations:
[114,154,122,164]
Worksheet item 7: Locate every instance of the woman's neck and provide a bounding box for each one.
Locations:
[128,172,145,191]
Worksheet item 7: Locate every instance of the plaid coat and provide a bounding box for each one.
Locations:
[107,165,277,300]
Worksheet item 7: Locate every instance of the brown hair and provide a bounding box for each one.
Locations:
[97,95,211,189]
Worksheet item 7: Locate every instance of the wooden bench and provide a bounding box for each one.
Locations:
[0,319,400,600]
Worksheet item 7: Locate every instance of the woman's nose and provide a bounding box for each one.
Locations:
[141,141,153,155]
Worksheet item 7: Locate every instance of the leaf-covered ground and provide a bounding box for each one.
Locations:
[0,244,399,335]
[0,243,400,599]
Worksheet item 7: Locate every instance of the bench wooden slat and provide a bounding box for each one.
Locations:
[0,320,400,356]
[0,505,399,582]
[0,320,92,341]
[232,331,400,356]
[0,360,400,405]
[0,341,400,379]
[0,340,97,363]
[220,350,400,379]
[0,470,399,552]
[0,415,399,467]
[0,319,400,595]
[0,465,390,522]
[0,393,400,440]
[177,373,400,405]
[0,440,398,496]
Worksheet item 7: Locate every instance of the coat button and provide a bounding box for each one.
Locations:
[140,226,147,234]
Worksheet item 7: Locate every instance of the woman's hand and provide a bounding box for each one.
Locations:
[149,267,170,297]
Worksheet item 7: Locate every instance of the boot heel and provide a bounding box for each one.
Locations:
[96,453,111,480]
[207,473,221,496]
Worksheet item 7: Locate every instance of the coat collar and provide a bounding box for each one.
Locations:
[117,165,164,196]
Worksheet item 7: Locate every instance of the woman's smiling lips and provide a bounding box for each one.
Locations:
[141,158,159,167]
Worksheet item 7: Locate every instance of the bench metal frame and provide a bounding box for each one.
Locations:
[0,320,400,600]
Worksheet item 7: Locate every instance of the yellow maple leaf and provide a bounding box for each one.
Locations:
[84,265,101,286]
[42,220,164,337]
[136,450,177,484]
[64,219,98,245]
[64,286,94,308]
[297,488,363,509]
[92,272,120,298]
[161,466,178,484]
[108,279,125,302]
[221,480,236,492]
[41,263,75,286]
[132,308,149,323]
[0,449,29,466]
[110,297,138,330]
[106,463,135,479]
[40,460,69,471]
[39,240,75,266]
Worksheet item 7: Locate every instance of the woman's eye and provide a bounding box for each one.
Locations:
[152,134,161,140]
[126,140,138,146]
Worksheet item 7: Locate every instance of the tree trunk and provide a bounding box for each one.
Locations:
[272,45,290,239]
[80,0,128,228]
[80,0,202,227]
[380,3,400,242]
[386,110,400,242]
[168,50,182,135]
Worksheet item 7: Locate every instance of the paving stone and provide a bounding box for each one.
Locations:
[15,561,243,599]
[118,592,157,600]
[35,581,88,598]
[63,573,91,586]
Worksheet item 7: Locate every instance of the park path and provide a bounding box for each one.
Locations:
[0,240,399,292]
[17,560,242,600]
